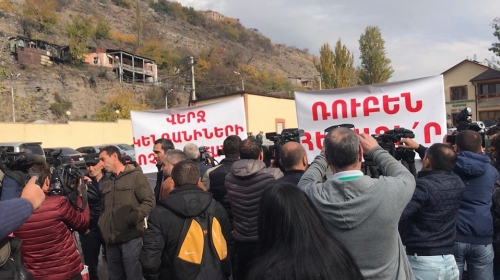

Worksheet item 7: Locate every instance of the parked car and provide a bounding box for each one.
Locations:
[44,147,86,169]
[0,142,45,157]
[103,143,136,161]
[76,145,103,155]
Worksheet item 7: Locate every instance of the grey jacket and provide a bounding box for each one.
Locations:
[225,159,283,242]
[297,147,416,280]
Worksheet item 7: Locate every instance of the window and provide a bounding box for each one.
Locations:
[93,57,99,64]
[480,83,500,98]
[450,86,468,101]
[275,118,285,133]
[479,110,500,121]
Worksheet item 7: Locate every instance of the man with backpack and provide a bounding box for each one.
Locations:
[140,160,233,280]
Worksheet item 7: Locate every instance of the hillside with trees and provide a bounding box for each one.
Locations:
[0,0,317,122]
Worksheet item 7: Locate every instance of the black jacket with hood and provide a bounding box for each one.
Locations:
[140,185,233,280]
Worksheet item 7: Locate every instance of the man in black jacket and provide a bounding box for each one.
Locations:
[201,135,242,228]
[153,138,175,203]
[399,143,465,279]
[140,160,233,280]
[81,154,108,280]
[276,141,308,185]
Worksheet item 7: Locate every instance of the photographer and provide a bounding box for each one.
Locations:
[297,128,416,279]
[401,130,498,279]
[183,143,210,178]
[13,161,90,280]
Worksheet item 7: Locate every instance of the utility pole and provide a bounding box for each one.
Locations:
[190,56,196,101]
[10,73,20,123]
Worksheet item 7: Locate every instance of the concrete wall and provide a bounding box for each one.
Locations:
[192,93,298,135]
[0,119,133,149]
[246,94,297,134]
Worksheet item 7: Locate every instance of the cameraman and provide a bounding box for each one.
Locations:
[183,143,210,178]
[276,142,308,185]
[1,154,47,201]
[13,161,90,280]
[0,177,45,240]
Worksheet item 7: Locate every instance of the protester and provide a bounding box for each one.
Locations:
[158,149,188,198]
[140,160,233,280]
[14,161,89,280]
[81,154,108,280]
[225,138,283,279]
[402,130,498,279]
[297,128,416,280]
[398,143,464,279]
[202,135,242,228]
[256,131,264,144]
[247,183,364,280]
[275,141,308,185]
[184,143,211,178]
[98,146,155,280]
[152,138,175,203]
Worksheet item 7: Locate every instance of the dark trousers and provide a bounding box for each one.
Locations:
[106,237,143,280]
[233,241,258,280]
[80,230,105,280]
[70,275,82,280]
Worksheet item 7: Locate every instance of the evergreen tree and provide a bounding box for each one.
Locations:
[358,26,394,85]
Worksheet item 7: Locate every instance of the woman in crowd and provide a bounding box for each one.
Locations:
[247,183,364,280]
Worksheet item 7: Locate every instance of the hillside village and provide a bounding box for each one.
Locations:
[0,0,318,123]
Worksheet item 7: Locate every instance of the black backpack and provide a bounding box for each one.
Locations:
[173,200,229,280]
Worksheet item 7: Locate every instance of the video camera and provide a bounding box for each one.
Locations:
[447,107,486,146]
[199,146,217,167]
[47,150,88,211]
[265,128,304,170]
[366,128,417,177]
[1,150,39,172]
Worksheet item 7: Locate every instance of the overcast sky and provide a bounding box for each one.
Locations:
[176,0,500,81]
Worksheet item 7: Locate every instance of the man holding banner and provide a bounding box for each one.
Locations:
[297,128,416,280]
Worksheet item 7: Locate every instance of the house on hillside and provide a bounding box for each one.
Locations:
[442,59,500,123]
[203,10,239,24]
[84,47,158,84]
[8,36,69,66]
[287,77,315,89]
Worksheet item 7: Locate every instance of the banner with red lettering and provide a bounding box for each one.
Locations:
[295,75,446,163]
[130,97,247,173]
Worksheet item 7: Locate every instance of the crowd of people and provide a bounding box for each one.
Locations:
[3,126,500,280]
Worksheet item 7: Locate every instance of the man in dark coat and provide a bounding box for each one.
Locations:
[153,139,175,203]
[140,160,233,280]
[399,143,465,279]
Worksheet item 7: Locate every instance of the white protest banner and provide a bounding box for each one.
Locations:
[131,97,247,173]
[295,75,446,163]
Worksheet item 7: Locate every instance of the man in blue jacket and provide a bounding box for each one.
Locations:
[402,130,498,279]
[399,143,465,279]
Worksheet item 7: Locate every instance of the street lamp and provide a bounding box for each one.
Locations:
[115,110,120,121]
[234,71,244,91]
[10,73,20,123]
[65,110,71,123]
